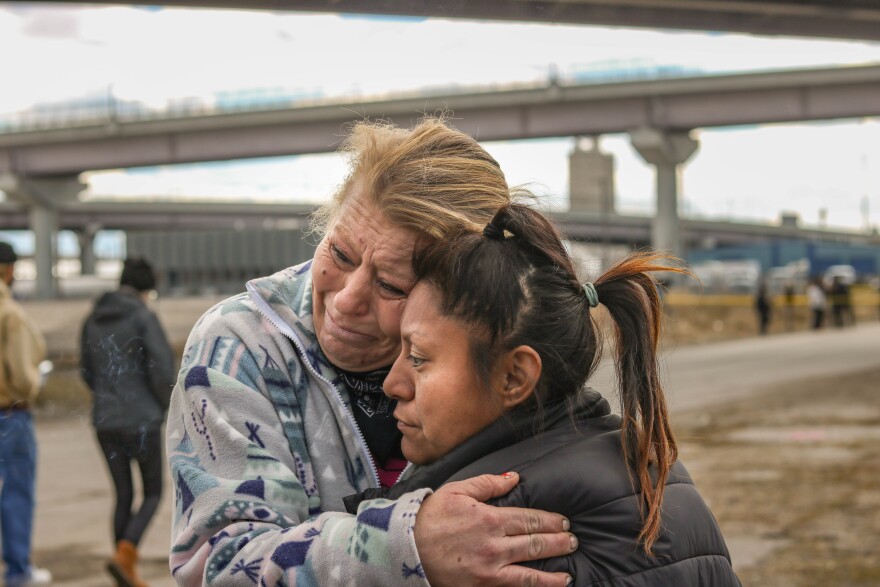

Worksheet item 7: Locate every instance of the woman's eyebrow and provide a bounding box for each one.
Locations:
[331,224,354,242]
[402,328,427,347]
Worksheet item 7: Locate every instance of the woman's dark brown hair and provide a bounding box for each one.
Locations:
[412,202,689,555]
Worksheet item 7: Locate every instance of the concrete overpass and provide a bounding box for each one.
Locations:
[45,0,880,41]
[2,198,876,247]
[3,64,879,175]
[4,65,880,297]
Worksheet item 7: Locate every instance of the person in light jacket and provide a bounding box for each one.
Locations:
[806,276,827,330]
[0,241,52,587]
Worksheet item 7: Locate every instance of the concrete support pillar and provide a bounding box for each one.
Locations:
[30,205,58,299]
[0,174,84,298]
[655,162,680,257]
[569,136,615,214]
[629,128,699,259]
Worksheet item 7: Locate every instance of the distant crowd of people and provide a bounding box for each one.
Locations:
[755,274,858,335]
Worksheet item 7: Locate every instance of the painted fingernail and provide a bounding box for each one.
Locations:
[501,471,516,479]
[561,517,570,531]
[569,533,578,550]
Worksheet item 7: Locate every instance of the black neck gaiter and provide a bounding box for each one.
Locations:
[337,366,403,467]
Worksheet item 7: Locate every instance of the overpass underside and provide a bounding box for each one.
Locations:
[45,0,880,41]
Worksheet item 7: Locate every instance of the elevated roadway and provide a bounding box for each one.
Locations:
[46,0,880,41]
[1,199,876,248]
[2,64,879,176]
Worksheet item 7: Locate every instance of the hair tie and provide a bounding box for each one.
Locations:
[482,221,505,240]
[582,282,599,308]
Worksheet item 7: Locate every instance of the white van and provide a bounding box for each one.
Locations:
[823,265,857,287]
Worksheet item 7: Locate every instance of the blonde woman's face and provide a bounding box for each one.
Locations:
[311,193,418,372]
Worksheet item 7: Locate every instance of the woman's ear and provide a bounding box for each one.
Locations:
[494,345,541,409]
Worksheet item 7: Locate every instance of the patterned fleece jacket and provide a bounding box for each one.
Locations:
[167,260,431,586]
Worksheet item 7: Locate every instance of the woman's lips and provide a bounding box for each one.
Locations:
[394,411,416,430]
[323,312,376,343]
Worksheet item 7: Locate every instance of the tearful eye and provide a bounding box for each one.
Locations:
[330,244,352,265]
[379,281,406,297]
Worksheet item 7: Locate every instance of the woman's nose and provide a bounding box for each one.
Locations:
[384,353,413,402]
[333,266,371,316]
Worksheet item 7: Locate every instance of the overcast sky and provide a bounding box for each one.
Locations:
[2,3,880,233]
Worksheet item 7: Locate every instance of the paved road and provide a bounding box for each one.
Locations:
[26,321,880,586]
[591,321,880,414]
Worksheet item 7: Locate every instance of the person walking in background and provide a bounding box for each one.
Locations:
[783,282,796,331]
[0,242,52,587]
[875,277,880,321]
[829,275,854,328]
[80,258,175,587]
[755,280,772,335]
[806,276,827,330]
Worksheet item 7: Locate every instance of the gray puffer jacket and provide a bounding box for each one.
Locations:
[80,288,175,431]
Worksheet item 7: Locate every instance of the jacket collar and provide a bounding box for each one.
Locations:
[246,260,322,352]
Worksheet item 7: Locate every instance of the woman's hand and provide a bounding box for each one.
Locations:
[414,472,576,586]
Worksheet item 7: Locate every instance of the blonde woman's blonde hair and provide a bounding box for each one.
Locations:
[311,117,516,241]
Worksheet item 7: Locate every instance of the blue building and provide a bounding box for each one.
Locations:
[688,239,880,278]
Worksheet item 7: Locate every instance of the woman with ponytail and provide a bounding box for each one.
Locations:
[346,203,740,586]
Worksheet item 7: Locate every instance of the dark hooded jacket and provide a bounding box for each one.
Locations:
[80,287,175,431]
[346,389,741,587]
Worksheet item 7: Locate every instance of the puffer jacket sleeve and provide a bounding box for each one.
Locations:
[79,317,95,390]
[166,305,430,586]
[140,309,176,411]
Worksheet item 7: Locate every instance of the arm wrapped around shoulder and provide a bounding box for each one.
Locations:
[167,364,431,586]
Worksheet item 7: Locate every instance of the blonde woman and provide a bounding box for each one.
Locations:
[167,119,575,586]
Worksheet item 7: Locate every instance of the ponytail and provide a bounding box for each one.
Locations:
[594,251,689,554]
[415,203,691,555]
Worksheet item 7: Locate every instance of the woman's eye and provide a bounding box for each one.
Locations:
[330,244,352,265]
[379,281,406,297]
[408,355,425,368]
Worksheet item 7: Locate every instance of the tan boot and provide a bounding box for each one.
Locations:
[107,540,149,587]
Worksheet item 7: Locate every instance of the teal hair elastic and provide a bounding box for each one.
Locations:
[582,282,599,308]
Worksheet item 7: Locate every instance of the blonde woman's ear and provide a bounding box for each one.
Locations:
[494,345,541,409]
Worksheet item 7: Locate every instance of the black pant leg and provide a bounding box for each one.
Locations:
[122,427,163,546]
[96,429,135,545]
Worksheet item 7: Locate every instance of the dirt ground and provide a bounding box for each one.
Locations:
[36,360,879,586]
[674,366,880,586]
